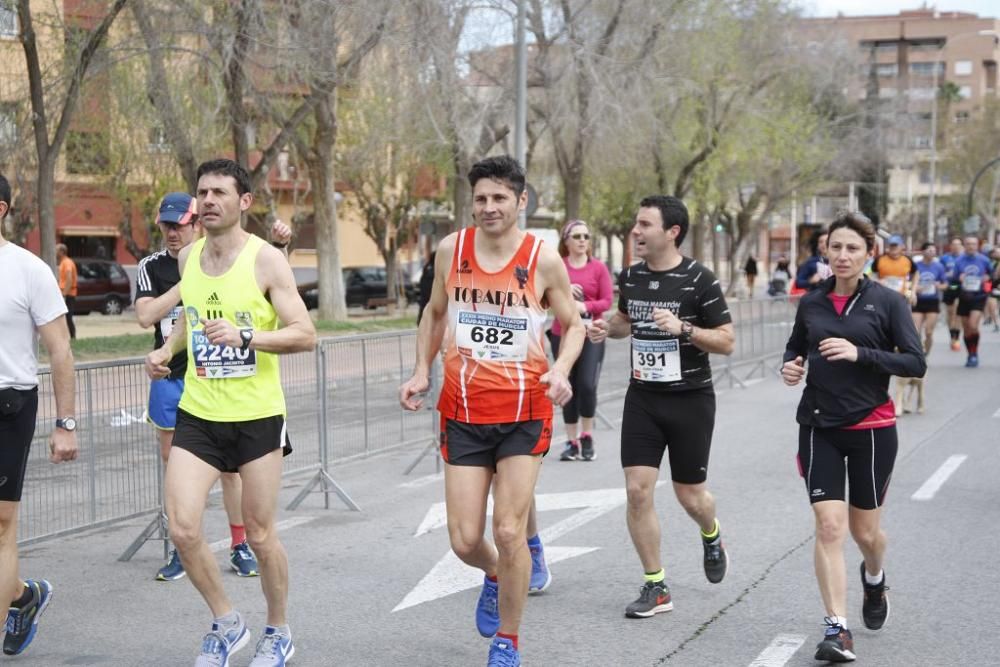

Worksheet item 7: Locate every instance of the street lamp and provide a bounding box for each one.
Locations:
[926,29,999,244]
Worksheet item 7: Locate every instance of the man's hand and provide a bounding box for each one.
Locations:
[652,307,683,336]
[145,346,173,380]
[587,319,609,343]
[781,356,806,386]
[271,220,292,246]
[399,374,430,411]
[49,428,78,464]
[200,318,241,348]
[819,337,858,363]
[540,367,572,407]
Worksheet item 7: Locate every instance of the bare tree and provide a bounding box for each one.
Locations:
[16,0,130,268]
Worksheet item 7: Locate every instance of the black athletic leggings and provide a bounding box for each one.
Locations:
[548,333,604,424]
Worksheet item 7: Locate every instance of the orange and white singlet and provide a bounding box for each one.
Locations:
[437,227,551,424]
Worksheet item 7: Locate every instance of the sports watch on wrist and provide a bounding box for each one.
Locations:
[55,417,77,432]
[239,328,254,351]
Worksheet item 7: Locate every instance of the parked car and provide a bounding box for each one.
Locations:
[73,258,133,315]
[298,266,418,310]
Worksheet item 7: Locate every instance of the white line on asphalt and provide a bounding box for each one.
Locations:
[911,455,968,501]
[992,407,1000,418]
[397,472,444,489]
[208,516,318,553]
[748,634,806,667]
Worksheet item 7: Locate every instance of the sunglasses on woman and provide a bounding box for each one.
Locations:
[570,233,590,240]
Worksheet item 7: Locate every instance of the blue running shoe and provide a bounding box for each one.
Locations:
[156,548,186,581]
[966,355,979,368]
[487,636,521,667]
[475,576,500,637]
[230,542,260,577]
[528,542,551,594]
[249,626,295,666]
[3,579,52,656]
[194,619,250,667]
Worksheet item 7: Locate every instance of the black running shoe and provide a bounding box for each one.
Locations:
[559,441,580,461]
[860,562,890,631]
[579,434,596,461]
[814,618,856,662]
[702,537,728,584]
[624,580,673,618]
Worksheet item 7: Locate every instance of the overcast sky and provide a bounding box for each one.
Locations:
[800,1,998,18]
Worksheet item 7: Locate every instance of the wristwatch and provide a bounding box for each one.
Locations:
[680,322,694,341]
[239,328,254,351]
[55,417,77,432]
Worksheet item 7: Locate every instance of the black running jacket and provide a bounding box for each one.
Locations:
[783,276,926,428]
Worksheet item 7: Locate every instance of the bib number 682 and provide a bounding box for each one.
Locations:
[470,326,513,345]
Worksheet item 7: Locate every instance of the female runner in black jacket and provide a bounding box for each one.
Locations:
[781,212,925,663]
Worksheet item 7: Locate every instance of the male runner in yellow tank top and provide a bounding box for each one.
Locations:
[145,159,315,667]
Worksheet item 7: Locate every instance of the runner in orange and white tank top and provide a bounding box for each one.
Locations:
[438,226,551,425]
[400,156,584,667]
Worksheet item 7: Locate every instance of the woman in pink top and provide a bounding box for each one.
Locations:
[549,220,613,461]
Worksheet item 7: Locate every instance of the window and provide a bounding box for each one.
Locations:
[147,126,170,153]
[919,165,932,184]
[955,110,970,123]
[0,3,16,39]
[66,131,110,175]
[875,63,898,77]
[910,62,945,76]
[955,60,973,76]
[959,85,972,99]
[0,103,15,146]
[878,87,897,98]
[909,87,936,100]
[913,136,932,149]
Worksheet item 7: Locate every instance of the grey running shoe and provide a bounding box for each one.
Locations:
[703,537,728,584]
[559,441,580,461]
[248,626,295,666]
[624,580,673,618]
[814,618,856,662]
[860,562,890,631]
[194,619,250,667]
[579,434,596,461]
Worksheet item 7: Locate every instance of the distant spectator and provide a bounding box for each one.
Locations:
[417,251,435,324]
[795,229,831,291]
[744,254,759,296]
[56,243,78,339]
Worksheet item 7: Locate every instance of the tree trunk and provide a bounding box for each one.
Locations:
[311,97,348,322]
[690,218,705,263]
[384,245,398,315]
[36,159,56,269]
[564,170,583,222]
[452,157,471,231]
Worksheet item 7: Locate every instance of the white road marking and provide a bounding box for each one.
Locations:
[992,407,1000,418]
[748,634,806,667]
[208,516,317,553]
[397,472,444,490]
[911,455,968,501]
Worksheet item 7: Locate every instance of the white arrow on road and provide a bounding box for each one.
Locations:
[394,484,663,613]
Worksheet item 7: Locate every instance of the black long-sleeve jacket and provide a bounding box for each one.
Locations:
[783,276,926,428]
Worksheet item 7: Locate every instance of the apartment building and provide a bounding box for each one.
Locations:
[801,7,999,233]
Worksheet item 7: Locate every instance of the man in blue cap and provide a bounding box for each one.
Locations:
[135,192,291,581]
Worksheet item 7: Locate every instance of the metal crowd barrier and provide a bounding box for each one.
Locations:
[23,296,796,547]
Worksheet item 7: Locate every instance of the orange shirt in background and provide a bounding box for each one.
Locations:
[58,257,78,297]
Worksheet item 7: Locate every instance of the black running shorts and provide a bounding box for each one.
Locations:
[440,417,552,468]
[0,387,38,502]
[620,385,715,484]
[957,295,987,316]
[797,425,897,510]
[911,300,940,314]
[173,408,292,473]
[942,288,959,306]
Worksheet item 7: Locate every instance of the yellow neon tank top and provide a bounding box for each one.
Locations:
[178,234,285,421]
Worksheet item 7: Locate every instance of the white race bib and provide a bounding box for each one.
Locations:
[962,275,982,292]
[882,276,904,292]
[192,330,257,378]
[631,337,681,382]
[919,278,937,297]
[160,306,183,339]
[455,311,529,362]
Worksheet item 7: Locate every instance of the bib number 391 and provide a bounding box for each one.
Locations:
[192,331,257,378]
[631,337,681,382]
